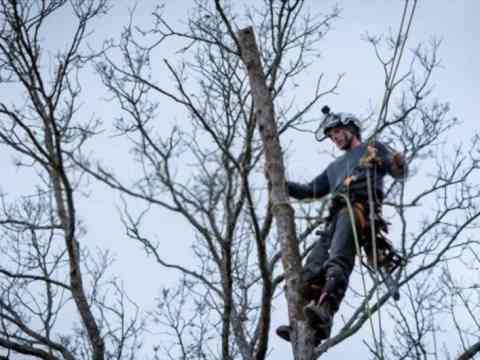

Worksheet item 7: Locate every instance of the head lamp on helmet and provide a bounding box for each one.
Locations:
[314,105,362,142]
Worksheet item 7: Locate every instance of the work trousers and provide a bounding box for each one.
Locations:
[303,207,359,310]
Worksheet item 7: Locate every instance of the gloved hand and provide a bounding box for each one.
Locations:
[390,152,407,178]
[392,152,405,168]
[359,145,382,168]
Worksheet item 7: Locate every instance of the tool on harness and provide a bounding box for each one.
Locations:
[355,200,405,301]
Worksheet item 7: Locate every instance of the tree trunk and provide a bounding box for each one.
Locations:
[237,26,315,360]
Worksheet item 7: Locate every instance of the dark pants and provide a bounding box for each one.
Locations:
[303,208,358,310]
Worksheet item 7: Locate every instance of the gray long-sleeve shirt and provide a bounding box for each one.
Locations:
[287,142,407,201]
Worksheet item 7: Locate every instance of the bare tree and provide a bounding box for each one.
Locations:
[74,0,479,359]
[0,1,142,359]
[85,1,340,359]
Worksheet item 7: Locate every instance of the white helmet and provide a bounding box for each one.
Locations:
[315,106,362,141]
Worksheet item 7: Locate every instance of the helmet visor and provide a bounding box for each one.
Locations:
[315,113,361,142]
[315,114,342,141]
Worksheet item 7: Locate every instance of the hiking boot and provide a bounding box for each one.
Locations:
[275,325,323,346]
[303,300,334,340]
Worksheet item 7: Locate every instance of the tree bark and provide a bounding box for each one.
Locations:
[237,26,315,360]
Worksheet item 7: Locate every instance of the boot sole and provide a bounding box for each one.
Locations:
[276,327,291,342]
[277,322,325,346]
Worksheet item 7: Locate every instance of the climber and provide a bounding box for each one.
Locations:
[276,106,408,345]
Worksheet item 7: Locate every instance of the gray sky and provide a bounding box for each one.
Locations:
[1,0,479,359]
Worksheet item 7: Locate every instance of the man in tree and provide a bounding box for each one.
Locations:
[276,106,408,345]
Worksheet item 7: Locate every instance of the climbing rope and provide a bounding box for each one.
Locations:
[335,144,388,356]
[336,190,381,352]
[366,165,384,356]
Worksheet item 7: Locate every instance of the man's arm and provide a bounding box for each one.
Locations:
[287,171,330,200]
[375,141,408,179]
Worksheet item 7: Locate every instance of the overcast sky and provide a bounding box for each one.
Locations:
[1,1,479,359]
